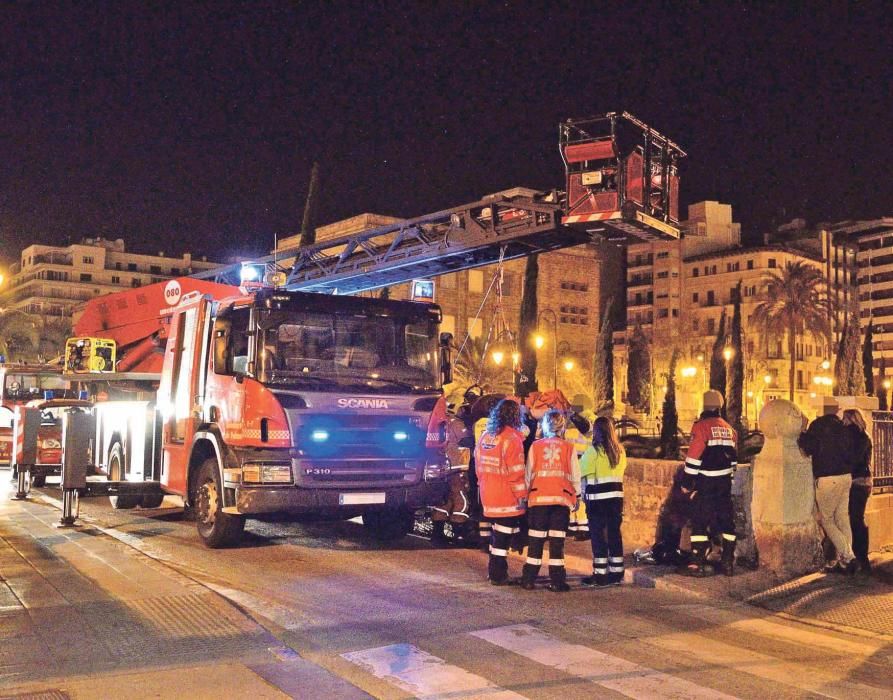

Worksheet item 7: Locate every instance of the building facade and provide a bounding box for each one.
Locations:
[615,202,832,426]
[825,219,893,390]
[1,238,220,325]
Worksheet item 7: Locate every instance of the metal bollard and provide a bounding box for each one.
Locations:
[58,409,93,527]
[12,407,40,501]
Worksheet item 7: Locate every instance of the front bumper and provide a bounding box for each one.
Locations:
[231,479,449,518]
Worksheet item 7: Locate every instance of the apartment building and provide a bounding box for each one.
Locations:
[1,238,221,325]
[614,202,831,424]
[825,219,893,386]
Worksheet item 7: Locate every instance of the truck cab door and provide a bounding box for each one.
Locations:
[157,295,212,495]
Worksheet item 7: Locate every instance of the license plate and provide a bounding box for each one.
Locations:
[339,492,386,505]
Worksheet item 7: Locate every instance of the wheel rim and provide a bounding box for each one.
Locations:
[110,452,121,481]
[198,478,218,527]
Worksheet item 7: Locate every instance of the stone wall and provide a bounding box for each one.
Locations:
[621,458,754,558]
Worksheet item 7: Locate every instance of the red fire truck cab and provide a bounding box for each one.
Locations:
[81,281,452,547]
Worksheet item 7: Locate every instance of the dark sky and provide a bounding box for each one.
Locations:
[1,2,891,267]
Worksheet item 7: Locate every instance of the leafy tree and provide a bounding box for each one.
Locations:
[0,311,39,361]
[834,308,866,396]
[591,297,614,413]
[727,282,745,430]
[298,161,320,248]
[626,325,651,414]
[709,309,728,401]
[516,254,539,396]
[753,261,832,401]
[862,322,874,395]
[659,348,680,458]
[38,319,72,363]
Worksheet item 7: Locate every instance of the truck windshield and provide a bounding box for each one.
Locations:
[255,310,439,392]
[2,373,72,403]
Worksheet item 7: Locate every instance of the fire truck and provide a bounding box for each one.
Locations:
[48,110,684,548]
[0,363,75,478]
[71,276,454,547]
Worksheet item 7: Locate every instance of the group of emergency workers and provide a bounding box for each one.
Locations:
[433,387,740,585]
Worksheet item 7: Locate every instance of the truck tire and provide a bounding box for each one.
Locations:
[194,458,245,548]
[140,493,165,509]
[107,442,140,510]
[362,507,414,542]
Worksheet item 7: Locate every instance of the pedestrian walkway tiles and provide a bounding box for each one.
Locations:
[341,611,892,699]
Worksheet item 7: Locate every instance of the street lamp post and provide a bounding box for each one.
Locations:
[534,309,558,389]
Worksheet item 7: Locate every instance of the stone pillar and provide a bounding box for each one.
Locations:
[751,399,823,577]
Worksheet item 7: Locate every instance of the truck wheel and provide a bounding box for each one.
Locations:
[140,493,165,509]
[362,508,414,542]
[31,473,46,488]
[195,458,245,548]
[107,442,139,510]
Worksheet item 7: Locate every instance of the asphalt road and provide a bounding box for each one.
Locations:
[32,487,893,699]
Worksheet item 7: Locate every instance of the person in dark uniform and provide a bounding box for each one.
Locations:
[681,390,738,577]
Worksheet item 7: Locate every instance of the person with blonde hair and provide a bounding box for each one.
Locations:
[842,408,873,572]
[581,416,627,587]
[520,409,580,592]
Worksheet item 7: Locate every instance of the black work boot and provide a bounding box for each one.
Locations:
[721,540,736,577]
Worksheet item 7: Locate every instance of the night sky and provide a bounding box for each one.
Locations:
[1,2,891,267]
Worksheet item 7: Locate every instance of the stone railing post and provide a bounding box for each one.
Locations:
[751,399,823,577]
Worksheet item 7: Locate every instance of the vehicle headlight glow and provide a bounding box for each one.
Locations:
[311,429,330,442]
[393,430,408,441]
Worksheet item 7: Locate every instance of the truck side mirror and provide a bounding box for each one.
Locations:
[439,332,453,386]
[213,318,232,375]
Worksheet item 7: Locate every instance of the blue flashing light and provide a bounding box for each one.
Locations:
[393,430,409,442]
[311,429,330,442]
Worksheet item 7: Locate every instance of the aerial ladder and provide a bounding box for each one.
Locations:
[192,111,686,292]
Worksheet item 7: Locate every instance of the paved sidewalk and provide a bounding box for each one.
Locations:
[557,538,893,640]
[0,481,369,699]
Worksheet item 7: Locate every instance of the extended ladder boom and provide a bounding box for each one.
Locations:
[194,188,589,293]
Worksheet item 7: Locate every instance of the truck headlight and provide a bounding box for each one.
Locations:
[41,438,61,449]
[241,462,292,484]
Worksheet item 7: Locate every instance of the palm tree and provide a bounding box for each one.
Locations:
[752,261,832,402]
[0,311,40,361]
[451,335,514,395]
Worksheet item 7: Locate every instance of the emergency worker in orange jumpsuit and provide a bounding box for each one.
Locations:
[474,399,528,585]
[521,410,580,592]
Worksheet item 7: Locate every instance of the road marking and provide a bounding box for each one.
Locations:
[471,623,736,699]
[666,603,883,657]
[582,612,887,699]
[342,643,526,699]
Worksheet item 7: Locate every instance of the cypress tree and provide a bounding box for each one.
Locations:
[878,356,889,411]
[298,162,320,248]
[592,297,615,412]
[627,325,652,414]
[659,348,680,458]
[862,322,874,396]
[709,309,728,399]
[727,282,745,430]
[835,310,866,396]
[516,254,540,396]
